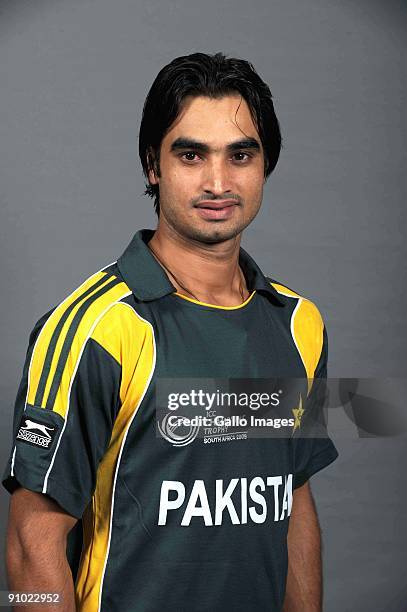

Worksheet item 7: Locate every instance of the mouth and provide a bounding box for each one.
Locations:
[195,200,239,210]
[194,200,240,221]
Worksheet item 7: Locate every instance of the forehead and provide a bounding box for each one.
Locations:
[164,94,260,144]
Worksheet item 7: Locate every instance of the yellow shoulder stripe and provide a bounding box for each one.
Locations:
[27,270,131,416]
[292,298,324,395]
[51,283,131,417]
[270,282,301,299]
[270,281,325,395]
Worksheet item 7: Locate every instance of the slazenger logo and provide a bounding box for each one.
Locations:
[16,417,56,449]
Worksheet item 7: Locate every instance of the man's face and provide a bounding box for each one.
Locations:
[148,94,266,244]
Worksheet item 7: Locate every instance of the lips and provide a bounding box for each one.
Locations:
[195,200,239,210]
[194,200,239,221]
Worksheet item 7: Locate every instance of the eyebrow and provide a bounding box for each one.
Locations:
[170,137,261,154]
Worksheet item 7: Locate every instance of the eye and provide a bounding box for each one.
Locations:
[232,151,252,163]
[180,151,200,162]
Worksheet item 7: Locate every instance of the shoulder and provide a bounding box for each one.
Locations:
[24,263,154,415]
[265,276,327,379]
[266,276,325,331]
[32,261,130,333]
[28,262,146,369]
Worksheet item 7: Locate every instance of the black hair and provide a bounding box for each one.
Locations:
[139,52,282,216]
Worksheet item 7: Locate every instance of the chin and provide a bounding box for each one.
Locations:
[188,223,246,244]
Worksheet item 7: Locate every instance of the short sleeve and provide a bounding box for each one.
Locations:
[292,323,339,489]
[2,306,122,519]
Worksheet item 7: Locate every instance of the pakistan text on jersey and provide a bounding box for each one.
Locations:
[158,474,293,526]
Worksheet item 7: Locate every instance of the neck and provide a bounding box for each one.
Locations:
[148,222,249,306]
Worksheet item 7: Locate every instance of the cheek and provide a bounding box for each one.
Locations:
[159,169,197,207]
[166,167,200,196]
[236,168,264,198]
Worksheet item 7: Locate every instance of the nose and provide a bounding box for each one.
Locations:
[201,157,232,197]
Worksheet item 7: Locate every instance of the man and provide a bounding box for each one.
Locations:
[3,52,338,611]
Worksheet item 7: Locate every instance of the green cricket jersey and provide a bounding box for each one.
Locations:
[2,228,338,611]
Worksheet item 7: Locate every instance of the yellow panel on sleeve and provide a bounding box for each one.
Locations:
[75,305,156,611]
[291,298,324,395]
[270,281,325,395]
[90,302,149,405]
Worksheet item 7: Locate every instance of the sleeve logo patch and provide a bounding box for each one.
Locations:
[16,415,57,449]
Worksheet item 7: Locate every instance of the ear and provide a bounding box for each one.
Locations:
[148,168,159,185]
[147,149,159,185]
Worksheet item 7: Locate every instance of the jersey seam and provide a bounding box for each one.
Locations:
[169,291,258,312]
[89,336,121,369]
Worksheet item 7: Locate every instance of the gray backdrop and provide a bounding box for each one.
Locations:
[1,0,406,610]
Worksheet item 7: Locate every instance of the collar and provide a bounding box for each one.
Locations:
[117,229,285,306]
